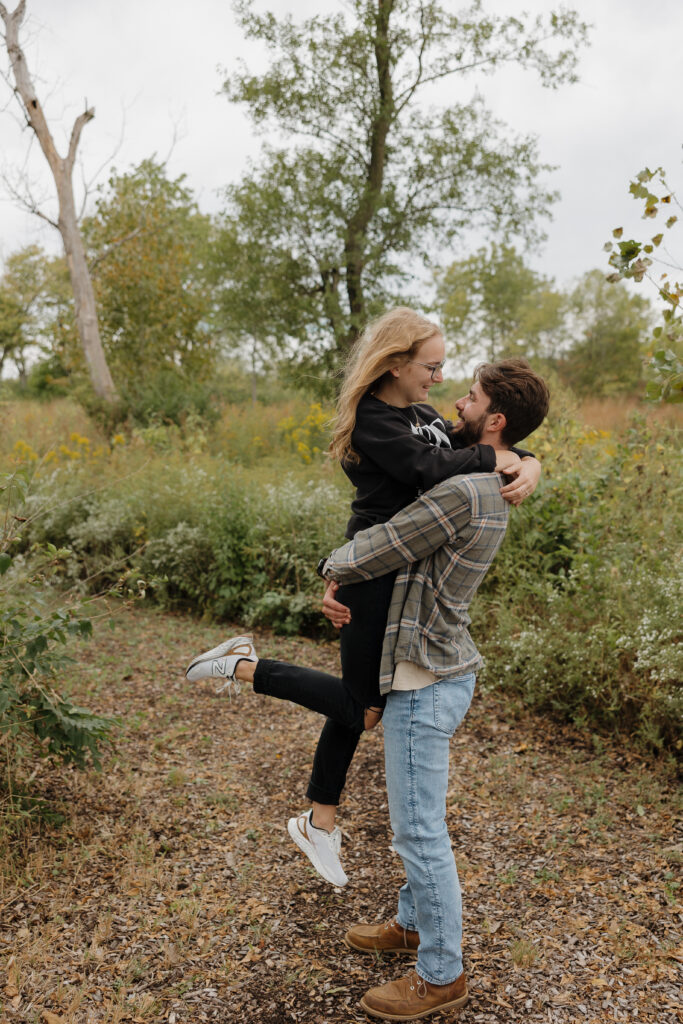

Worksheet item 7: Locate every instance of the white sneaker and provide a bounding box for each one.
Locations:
[185,634,257,693]
[287,810,348,888]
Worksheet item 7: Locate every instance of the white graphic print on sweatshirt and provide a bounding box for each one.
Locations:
[411,417,452,449]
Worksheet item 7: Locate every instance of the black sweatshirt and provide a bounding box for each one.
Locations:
[343,394,501,539]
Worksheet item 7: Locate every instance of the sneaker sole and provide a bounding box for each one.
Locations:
[343,935,417,956]
[359,989,468,1020]
[287,817,348,888]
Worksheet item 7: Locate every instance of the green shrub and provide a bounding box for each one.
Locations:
[25,354,72,398]
[118,368,222,428]
[474,413,682,757]
[248,590,325,637]
[3,397,680,757]
[141,522,216,609]
[478,562,682,753]
[1,469,115,794]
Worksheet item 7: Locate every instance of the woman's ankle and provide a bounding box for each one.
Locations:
[310,802,336,833]
[235,658,257,684]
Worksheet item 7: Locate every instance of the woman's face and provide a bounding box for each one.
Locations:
[390,333,446,405]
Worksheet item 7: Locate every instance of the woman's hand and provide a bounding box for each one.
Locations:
[322,580,351,629]
[499,456,541,506]
[494,449,522,475]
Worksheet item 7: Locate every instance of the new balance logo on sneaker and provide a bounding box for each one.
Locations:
[185,635,257,693]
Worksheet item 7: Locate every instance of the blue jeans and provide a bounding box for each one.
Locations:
[383,674,476,986]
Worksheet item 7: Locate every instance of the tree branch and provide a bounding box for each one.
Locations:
[0,1,26,28]
[276,121,366,165]
[394,27,572,112]
[78,109,126,220]
[65,106,94,176]
[88,226,145,274]
[0,1,62,176]
[393,5,431,117]
[0,167,58,227]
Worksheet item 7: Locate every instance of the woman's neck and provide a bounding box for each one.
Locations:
[372,380,411,408]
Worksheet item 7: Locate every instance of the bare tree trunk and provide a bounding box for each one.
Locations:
[0,0,118,402]
[250,341,257,406]
[15,348,27,387]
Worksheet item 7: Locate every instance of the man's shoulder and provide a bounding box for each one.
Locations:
[428,472,508,516]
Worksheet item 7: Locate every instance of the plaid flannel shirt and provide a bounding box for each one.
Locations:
[324,472,510,694]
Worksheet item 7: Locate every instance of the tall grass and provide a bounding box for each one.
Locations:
[577,396,683,431]
[0,398,107,458]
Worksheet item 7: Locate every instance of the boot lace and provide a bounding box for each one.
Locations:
[411,970,428,995]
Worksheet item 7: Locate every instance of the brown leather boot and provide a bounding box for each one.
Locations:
[360,969,468,1020]
[344,919,419,956]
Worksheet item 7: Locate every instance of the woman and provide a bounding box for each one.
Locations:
[186,308,540,886]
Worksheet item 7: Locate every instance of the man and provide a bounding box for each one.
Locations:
[318,358,550,1020]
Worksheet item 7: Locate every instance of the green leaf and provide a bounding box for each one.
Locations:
[629,182,649,199]
[618,240,641,260]
[0,553,11,575]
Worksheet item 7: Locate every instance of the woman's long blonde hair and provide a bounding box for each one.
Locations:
[329,307,442,464]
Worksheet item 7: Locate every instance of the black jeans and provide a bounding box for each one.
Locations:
[252,571,397,805]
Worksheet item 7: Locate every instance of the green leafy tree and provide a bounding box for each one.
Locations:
[208,220,302,403]
[559,270,652,397]
[0,245,48,384]
[36,255,79,382]
[0,245,80,392]
[436,244,566,366]
[605,163,683,403]
[84,160,215,399]
[217,0,589,384]
[0,288,25,381]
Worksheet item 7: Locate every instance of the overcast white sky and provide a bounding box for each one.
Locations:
[1,0,681,293]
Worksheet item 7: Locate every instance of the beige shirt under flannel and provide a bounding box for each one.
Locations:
[392,660,437,691]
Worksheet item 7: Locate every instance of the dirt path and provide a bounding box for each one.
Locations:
[1,604,681,1023]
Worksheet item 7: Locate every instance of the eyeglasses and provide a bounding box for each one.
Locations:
[409,360,446,381]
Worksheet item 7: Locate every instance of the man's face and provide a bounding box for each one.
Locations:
[453,380,491,445]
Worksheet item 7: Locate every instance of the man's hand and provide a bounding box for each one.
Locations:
[322,580,351,629]
[499,456,542,506]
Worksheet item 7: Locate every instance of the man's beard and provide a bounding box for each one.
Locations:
[454,411,488,446]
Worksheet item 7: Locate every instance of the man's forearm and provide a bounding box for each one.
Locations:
[321,477,471,584]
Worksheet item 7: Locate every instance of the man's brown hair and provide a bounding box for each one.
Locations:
[475,358,550,446]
